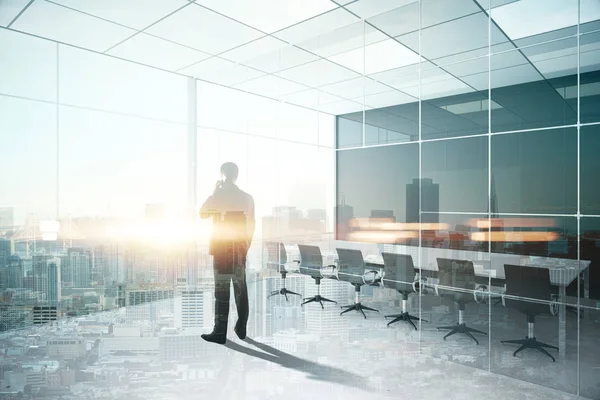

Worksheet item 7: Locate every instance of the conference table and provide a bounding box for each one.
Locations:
[281,243,590,358]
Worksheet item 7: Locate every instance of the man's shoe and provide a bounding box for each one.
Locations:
[201,332,226,345]
[234,323,246,340]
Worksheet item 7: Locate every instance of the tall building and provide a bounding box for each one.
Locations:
[406,178,439,223]
[0,238,13,268]
[67,248,93,287]
[27,255,61,306]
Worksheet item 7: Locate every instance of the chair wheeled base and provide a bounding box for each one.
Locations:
[340,302,379,319]
[501,319,558,362]
[269,287,301,301]
[339,283,379,319]
[437,322,487,345]
[302,294,336,309]
[385,294,426,330]
[386,312,424,330]
[501,336,559,362]
[437,306,487,345]
[301,277,336,309]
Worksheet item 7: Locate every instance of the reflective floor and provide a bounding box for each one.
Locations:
[2,274,599,400]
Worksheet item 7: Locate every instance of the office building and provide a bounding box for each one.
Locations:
[46,337,86,360]
[174,289,211,329]
[1,1,599,399]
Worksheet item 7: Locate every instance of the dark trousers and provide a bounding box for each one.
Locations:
[212,241,249,334]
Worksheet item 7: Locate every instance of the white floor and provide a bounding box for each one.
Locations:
[127,335,588,400]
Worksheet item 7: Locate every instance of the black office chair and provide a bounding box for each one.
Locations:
[435,258,487,345]
[336,248,379,319]
[501,264,559,362]
[297,244,337,309]
[382,253,426,330]
[265,242,301,301]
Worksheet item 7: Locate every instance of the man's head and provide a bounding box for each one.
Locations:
[220,162,239,183]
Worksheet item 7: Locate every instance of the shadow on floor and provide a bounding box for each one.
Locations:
[225,337,371,391]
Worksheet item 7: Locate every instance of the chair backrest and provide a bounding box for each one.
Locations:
[335,248,366,285]
[382,253,415,293]
[503,264,552,315]
[436,258,476,303]
[297,245,323,277]
[265,242,287,271]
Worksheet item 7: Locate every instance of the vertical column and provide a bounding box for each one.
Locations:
[187,77,197,217]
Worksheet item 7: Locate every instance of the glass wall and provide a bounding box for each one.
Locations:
[335,0,600,397]
[0,28,335,329]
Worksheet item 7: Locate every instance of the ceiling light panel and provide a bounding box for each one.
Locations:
[147,4,264,54]
[11,1,135,52]
[49,0,190,30]
[196,0,337,33]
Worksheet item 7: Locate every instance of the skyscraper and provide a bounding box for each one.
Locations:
[406,178,439,223]
[67,248,93,287]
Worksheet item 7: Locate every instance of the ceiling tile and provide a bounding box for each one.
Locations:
[179,57,265,85]
[357,89,417,109]
[404,75,473,100]
[11,1,135,52]
[50,0,189,30]
[0,0,30,27]
[280,89,346,110]
[108,33,210,71]
[491,0,578,41]
[346,0,418,20]
[295,20,387,59]
[320,77,390,99]
[147,4,264,54]
[278,59,361,87]
[318,98,366,115]
[196,0,337,33]
[235,75,309,98]
[274,7,358,44]
[234,44,318,74]
[328,38,419,74]
[220,36,288,65]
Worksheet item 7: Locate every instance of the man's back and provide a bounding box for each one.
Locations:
[200,183,255,252]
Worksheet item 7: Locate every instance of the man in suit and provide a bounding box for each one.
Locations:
[200,162,255,344]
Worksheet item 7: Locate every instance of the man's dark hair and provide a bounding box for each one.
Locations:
[220,162,239,181]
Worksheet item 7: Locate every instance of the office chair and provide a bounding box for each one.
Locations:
[265,242,301,301]
[435,258,488,345]
[336,248,380,319]
[297,244,337,309]
[501,264,559,362]
[382,253,426,330]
